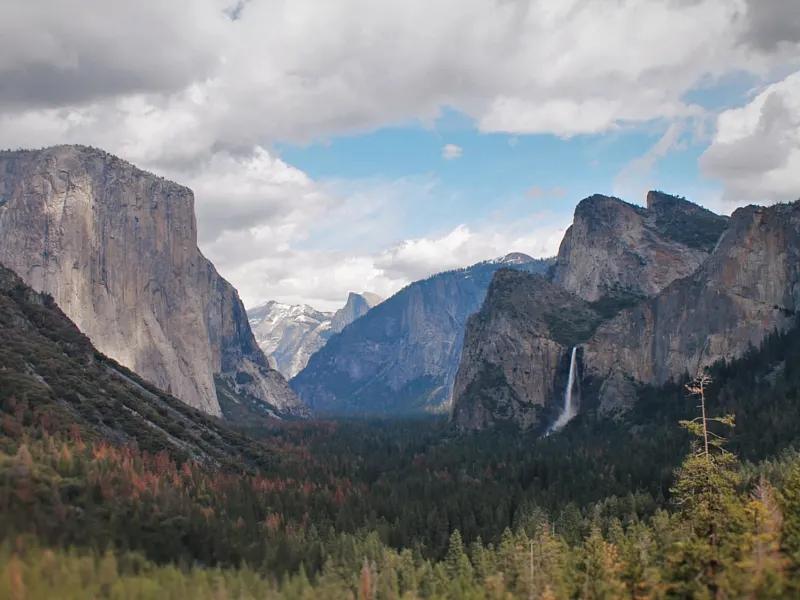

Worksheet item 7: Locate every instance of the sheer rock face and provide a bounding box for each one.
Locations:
[450,270,599,431]
[0,145,303,417]
[450,192,800,431]
[330,292,383,334]
[550,192,728,302]
[583,200,800,414]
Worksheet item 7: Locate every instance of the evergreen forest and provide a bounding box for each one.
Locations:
[4,272,800,598]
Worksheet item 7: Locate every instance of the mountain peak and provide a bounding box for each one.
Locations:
[356,291,384,307]
[247,291,384,379]
[290,256,554,415]
[498,252,535,265]
[330,291,384,334]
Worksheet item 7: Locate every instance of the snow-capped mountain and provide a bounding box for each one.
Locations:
[248,292,384,379]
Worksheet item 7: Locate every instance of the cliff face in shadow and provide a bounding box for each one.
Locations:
[291,256,553,415]
[450,269,601,432]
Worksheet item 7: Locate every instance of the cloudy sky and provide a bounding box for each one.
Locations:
[1,0,798,310]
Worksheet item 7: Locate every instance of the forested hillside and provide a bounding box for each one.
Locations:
[4,256,800,597]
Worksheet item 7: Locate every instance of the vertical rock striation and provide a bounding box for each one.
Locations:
[449,192,800,431]
[583,200,800,413]
[330,292,383,333]
[0,145,304,417]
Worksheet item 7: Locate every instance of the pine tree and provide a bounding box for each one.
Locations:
[778,463,800,592]
[668,374,746,598]
[443,529,473,598]
[740,477,786,597]
[579,525,627,599]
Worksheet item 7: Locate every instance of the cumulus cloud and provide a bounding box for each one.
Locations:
[214,216,568,311]
[699,70,800,204]
[614,120,692,199]
[372,221,566,283]
[442,144,463,159]
[737,0,800,52]
[0,0,783,148]
[0,0,225,109]
[0,0,798,308]
[161,148,336,247]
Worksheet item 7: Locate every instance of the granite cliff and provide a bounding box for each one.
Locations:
[290,255,553,414]
[450,269,601,431]
[331,292,383,333]
[550,191,728,302]
[583,200,800,414]
[0,145,304,417]
[247,292,383,379]
[452,193,800,431]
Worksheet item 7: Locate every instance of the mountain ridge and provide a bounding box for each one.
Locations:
[290,254,553,415]
[450,191,792,431]
[248,291,383,379]
[549,191,728,302]
[0,260,302,465]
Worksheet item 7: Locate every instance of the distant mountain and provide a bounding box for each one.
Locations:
[290,254,554,415]
[0,145,304,417]
[330,292,384,333]
[248,292,383,379]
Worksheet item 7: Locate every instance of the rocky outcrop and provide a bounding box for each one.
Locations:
[248,292,383,379]
[290,255,553,414]
[0,145,304,417]
[550,192,728,302]
[583,200,800,413]
[330,292,383,333]
[248,301,334,379]
[450,269,601,431]
[449,192,800,432]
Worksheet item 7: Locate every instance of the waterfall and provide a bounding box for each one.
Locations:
[549,346,578,433]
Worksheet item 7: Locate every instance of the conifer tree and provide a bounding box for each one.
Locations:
[668,374,745,598]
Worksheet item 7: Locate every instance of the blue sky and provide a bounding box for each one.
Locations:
[275,103,723,257]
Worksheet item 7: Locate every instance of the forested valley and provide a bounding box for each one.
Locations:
[3,276,800,598]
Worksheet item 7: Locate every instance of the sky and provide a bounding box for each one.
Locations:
[0,0,799,311]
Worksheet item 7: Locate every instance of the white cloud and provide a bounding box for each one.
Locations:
[699,69,800,204]
[0,0,798,309]
[613,120,692,200]
[236,218,568,311]
[161,148,336,249]
[0,0,791,151]
[0,0,225,109]
[372,218,567,284]
[442,144,463,159]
